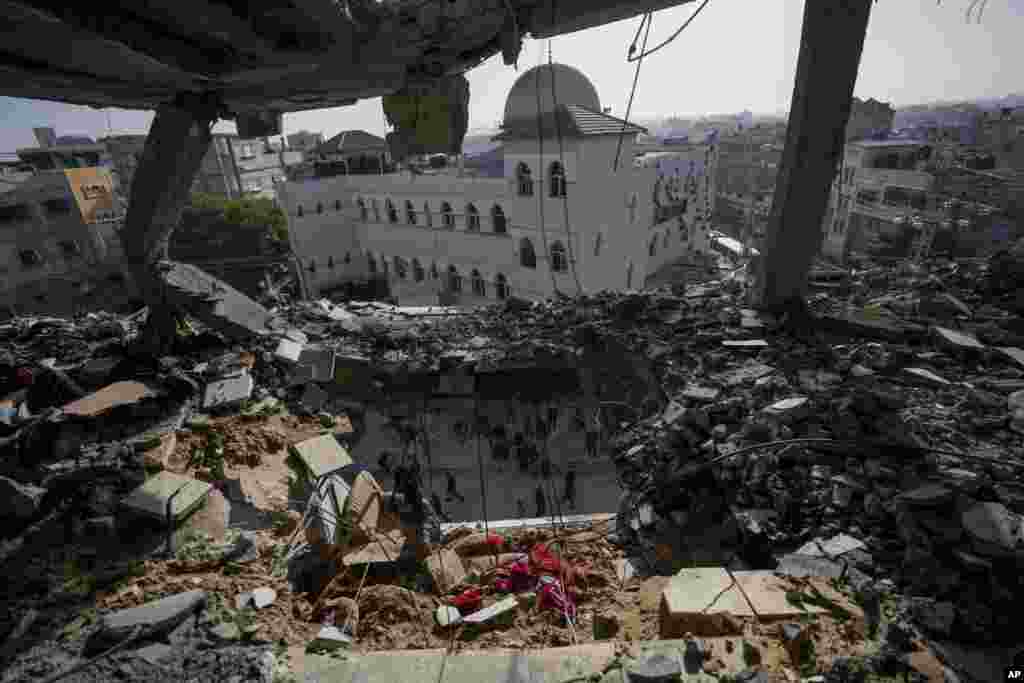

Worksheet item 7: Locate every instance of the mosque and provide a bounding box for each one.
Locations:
[279,62,718,302]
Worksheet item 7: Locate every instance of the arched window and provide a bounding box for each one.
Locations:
[309,259,317,273]
[394,256,407,279]
[413,258,425,282]
[335,199,342,211]
[662,233,669,249]
[424,202,433,227]
[519,237,537,268]
[649,237,657,257]
[344,251,351,264]
[372,199,380,222]
[491,205,507,234]
[357,198,368,221]
[447,265,462,292]
[316,202,324,214]
[628,193,637,223]
[367,253,377,274]
[382,258,389,276]
[471,269,486,296]
[550,241,568,272]
[405,200,416,225]
[594,233,603,256]
[297,205,304,217]
[516,162,533,196]
[328,256,335,269]
[679,217,689,242]
[385,199,398,223]
[441,202,455,229]
[626,262,634,289]
[549,161,566,198]
[494,274,509,300]
[430,263,439,280]
[466,203,480,232]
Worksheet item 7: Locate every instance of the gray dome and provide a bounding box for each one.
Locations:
[503,63,600,125]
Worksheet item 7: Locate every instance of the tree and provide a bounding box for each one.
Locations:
[189,193,289,244]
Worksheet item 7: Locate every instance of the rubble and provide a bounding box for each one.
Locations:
[0,254,1021,682]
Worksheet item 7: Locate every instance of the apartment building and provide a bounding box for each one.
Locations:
[194,133,301,199]
[279,63,717,304]
[0,167,122,311]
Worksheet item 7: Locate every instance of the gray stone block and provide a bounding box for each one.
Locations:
[85,589,207,654]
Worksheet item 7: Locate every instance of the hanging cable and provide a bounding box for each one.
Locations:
[627,0,714,63]
[613,12,652,172]
[546,41,584,296]
[534,46,560,296]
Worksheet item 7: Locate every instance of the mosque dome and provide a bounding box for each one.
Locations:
[502,63,601,126]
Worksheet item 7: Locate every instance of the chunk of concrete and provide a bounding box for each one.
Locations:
[660,567,753,638]
[251,587,277,609]
[933,326,985,351]
[121,471,212,523]
[85,589,206,654]
[627,652,682,682]
[133,642,173,665]
[0,475,45,521]
[733,572,857,620]
[899,484,955,508]
[295,347,336,384]
[202,373,254,410]
[62,381,157,417]
[274,339,304,364]
[288,434,353,483]
[902,367,950,387]
[347,471,384,536]
[999,347,1024,369]
[720,363,775,387]
[962,502,1024,559]
[722,339,769,348]
[681,385,720,402]
[425,549,468,593]
[794,534,866,558]
[762,396,809,422]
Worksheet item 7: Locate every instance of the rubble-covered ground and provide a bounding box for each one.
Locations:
[1,245,1023,682]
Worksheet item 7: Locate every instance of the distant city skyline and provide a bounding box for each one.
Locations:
[0,0,1020,152]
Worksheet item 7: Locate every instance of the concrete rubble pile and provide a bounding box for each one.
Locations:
[0,247,1020,681]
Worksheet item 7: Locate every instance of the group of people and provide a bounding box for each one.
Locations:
[374,403,604,522]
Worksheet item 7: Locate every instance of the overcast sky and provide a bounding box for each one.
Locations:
[0,0,1019,151]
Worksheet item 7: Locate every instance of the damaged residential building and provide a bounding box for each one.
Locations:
[280,63,717,303]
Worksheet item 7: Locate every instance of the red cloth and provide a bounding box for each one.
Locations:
[448,588,482,613]
[528,543,575,589]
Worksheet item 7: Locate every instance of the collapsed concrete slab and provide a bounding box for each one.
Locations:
[121,470,213,523]
[85,589,207,654]
[159,260,270,340]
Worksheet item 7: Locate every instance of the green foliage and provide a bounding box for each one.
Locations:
[189,192,289,243]
[176,529,220,562]
[188,432,226,481]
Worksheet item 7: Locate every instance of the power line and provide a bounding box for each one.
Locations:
[626,0,714,63]
[614,12,652,172]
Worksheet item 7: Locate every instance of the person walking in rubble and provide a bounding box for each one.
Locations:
[585,407,602,459]
[563,469,577,510]
[517,498,527,519]
[445,471,465,503]
[534,485,547,518]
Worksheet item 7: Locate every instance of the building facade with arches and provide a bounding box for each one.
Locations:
[279,63,716,302]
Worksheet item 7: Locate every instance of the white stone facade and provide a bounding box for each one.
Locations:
[279,65,717,303]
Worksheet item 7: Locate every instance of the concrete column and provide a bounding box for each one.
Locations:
[751,0,873,311]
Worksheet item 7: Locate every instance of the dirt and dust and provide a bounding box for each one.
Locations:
[168,413,328,512]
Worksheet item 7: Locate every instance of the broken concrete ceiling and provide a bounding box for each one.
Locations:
[0,0,693,117]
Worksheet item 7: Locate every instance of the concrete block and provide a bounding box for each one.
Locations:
[85,589,206,654]
[425,549,468,593]
[202,373,254,409]
[121,471,212,522]
[962,502,1024,559]
[762,396,809,422]
[720,363,775,387]
[681,386,720,402]
[902,367,950,387]
[794,534,866,558]
[721,339,769,348]
[999,347,1024,369]
[660,568,753,638]
[275,339,304,363]
[289,434,353,482]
